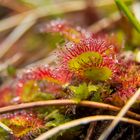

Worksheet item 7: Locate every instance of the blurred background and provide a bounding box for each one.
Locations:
[0,0,139,78]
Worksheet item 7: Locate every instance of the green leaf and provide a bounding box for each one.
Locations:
[68,52,102,71]
[31,92,55,101]
[88,84,98,92]
[0,128,10,140]
[21,81,54,102]
[45,110,70,128]
[91,92,102,102]
[115,0,140,33]
[84,67,112,81]
[7,65,16,77]
[69,83,98,101]
[46,33,65,48]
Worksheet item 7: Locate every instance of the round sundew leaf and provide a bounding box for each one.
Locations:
[84,67,112,81]
[68,52,103,71]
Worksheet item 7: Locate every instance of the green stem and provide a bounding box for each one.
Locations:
[115,0,140,33]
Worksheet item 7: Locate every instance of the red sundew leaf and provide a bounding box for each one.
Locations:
[0,111,44,139]
[108,88,139,107]
[91,34,120,53]
[107,59,140,107]
[40,19,90,43]
[15,66,71,101]
[58,36,119,81]
[114,60,140,89]
[0,87,14,107]
[18,65,70,85]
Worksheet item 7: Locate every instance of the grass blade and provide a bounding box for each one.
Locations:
[115,0,140,33]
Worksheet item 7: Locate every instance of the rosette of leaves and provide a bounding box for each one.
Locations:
[15,65,70,102]
[0,111,45,139]
[58,36,118,81]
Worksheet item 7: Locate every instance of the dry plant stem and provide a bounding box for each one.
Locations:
[99,88,140,140]
[88,12,121,33]
[0,0,123,32]
[0,0,29,12]
[0,100,140,120]
[84,110,100,140]
[0,14,36,59]
[79,101,140,120]
[0,1,86,32]
[0,1,86,59]
[26,53,57,67]
[0,13,28,32]
[35,115,140,140]
[0,53,22,72]
[0,121,13,134]
[84,122,97,140]
[22,49,58,69]
[17,52,57,75]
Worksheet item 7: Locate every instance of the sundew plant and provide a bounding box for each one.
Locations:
[0,0,140,140]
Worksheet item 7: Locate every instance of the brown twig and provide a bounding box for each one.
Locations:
[99,88,140,140]
[0,13,36,58]
[0,0,29,12]
[88,12,121,33]
[34,115,140,140]
[0,100,140,120]
[84,122,97,140]
[0,1,86,32]
[0,1,86,59]
[84,110,101,140]
[0,53,22,72]
[80,101,140,120]
[0,0,131,32]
